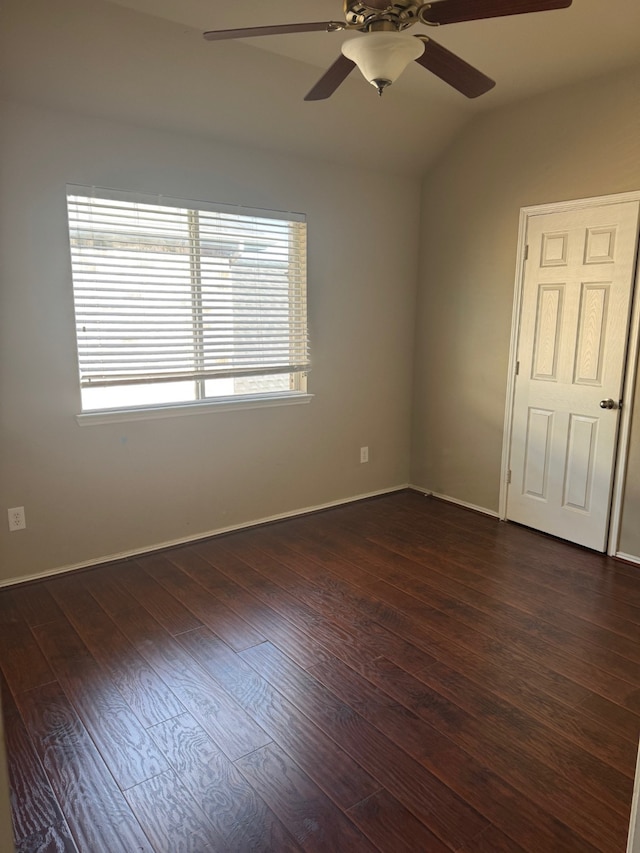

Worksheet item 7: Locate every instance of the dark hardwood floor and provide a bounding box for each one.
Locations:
[1,490,639,852]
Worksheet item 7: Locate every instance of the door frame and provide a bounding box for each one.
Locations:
[499,190,640,556]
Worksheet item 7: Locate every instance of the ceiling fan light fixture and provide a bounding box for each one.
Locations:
[341,31,425,95]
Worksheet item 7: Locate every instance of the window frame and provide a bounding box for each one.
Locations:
[66,185,311,421]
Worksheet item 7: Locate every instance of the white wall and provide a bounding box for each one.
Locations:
[0,99,420,582]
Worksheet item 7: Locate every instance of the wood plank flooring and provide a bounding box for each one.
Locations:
[1,490,639,852]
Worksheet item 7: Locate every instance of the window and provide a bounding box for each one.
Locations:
[66,186,309,413]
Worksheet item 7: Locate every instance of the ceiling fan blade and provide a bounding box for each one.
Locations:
[304,55,356,101]
[417,38,495,98]
[203,21,342,41]
[422,0,572,26]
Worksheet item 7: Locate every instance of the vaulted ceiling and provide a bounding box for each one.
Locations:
[2,0,640,175]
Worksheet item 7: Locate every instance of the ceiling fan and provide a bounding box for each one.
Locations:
[203,0,573,100]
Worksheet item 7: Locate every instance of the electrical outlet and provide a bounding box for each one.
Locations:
[7,507,26,531]
[360,446,369,464]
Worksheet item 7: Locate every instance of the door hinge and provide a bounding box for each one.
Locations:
[515,361,520,376]
[506,470,512,485]
[524,245,529,261]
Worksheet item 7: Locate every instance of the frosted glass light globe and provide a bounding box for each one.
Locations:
[342,31,425,94]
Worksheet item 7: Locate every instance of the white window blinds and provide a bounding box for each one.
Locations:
[66,186,309,390]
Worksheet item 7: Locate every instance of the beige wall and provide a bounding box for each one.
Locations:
[0,99,420,583]
[411,63,640,555]
[629,741,640,852]
[2,35,640,585]
[0,693,15,853]
[0,695,14,852]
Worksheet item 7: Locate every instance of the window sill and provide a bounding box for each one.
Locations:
[75,392,314,426]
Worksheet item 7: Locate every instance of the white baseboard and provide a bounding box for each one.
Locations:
[0,484,410,589]
[406,484,432,497]
[628,741,640,852]
[616,552,640,567]
[408,485,499,519]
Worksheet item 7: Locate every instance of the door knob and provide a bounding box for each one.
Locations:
[599,399,618,410]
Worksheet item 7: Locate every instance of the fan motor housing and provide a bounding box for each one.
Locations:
[344,1,425,30]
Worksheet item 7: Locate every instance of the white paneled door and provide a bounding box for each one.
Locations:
[507,201,640,551]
